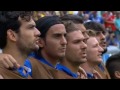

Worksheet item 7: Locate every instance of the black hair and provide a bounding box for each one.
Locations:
[84,21,105,34]
[36,16,63,38]
[106,52,120,79]
[0,11,33,49]
[60,14,83,24]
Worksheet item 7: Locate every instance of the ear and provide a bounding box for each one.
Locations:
[38,38,45,48]
[7,29,17,42]
[115,71,120,79]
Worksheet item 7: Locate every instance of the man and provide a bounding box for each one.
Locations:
[84,21,106,51]
[80,30,103,79]
[56,21,87,79]
[57,15,90,78]
[60,15,89,42]
[0,11,40,79]
[84,22,111,79]
[25,16,74,79]
[106,52,120,79]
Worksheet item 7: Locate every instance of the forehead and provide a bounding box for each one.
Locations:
[87,37,99,45]
[67,30,84,40]
[19,17,35,26]
[75,24,86,32]
[48,24,66,34]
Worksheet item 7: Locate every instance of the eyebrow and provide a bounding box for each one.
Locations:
[53,32,66,35]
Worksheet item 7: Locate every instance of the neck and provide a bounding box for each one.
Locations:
[3,45,28,65]
[80,61,96,74]
[40,50,59,67]
[61,58,79,74]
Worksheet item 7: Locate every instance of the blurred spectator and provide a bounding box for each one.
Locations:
[67,11,78,15]
[78,11,84,18]
[102,11,116,31]
[83,14,91,23]
[97,11,102,17]
[89,11,104,25]
[106,31,119,47]
[115,11,120,40]
[83,11,91,14]
[106,31,120,55]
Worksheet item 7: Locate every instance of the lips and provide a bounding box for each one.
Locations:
[81,53,87,57]
[61,48,66,50]
[35,38,40,44]
[98,53,102,58]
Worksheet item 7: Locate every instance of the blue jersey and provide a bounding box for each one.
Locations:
[24,52,55,76]
[56,63,78,78]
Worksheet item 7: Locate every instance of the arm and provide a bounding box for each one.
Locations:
[93,70,103,79]
[77,66,87,79]
[0,53,20,69]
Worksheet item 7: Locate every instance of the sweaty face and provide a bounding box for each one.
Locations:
[16,18,40,54]
[75,24,89,43]
[42,24,67,59]
[86,37,104,65]
[65,30,87,65]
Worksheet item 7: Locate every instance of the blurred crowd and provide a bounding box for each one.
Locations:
[32,11,120,54]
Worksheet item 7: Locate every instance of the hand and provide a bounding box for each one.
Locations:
[77,66,87,79]
[93,70,103,79]
[0,54,20,69]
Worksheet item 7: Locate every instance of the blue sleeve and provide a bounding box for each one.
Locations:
[100,17,104,24]
[24,59,32,77]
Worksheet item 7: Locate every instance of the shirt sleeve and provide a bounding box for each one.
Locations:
[24,59,32,77]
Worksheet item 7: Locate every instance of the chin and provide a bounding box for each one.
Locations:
[35,45,39,50]
[80,58,87,64]
[33,47,39,52]
[96,59,103,64]
[58,53,65,58]
[83,58,87,62]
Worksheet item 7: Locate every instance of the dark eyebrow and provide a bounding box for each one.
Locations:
[73,37,85,42]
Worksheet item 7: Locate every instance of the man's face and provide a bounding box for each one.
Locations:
[41,24,67,59]
[75,24,89,43]
[96,31,106,50]
[65,30,87,65]
[86,37,104,65]
[16,18,40,53]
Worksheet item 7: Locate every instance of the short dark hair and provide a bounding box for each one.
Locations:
[0,11,33,49]
[63,20,80,33]
[87,29,96,37]
[60,14,83,24]
[84,21,105,34]
[106,52,120,79]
